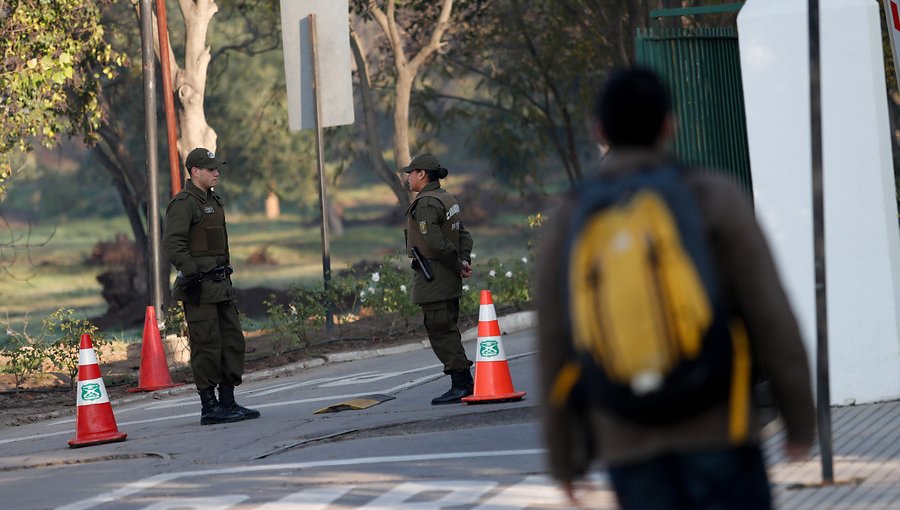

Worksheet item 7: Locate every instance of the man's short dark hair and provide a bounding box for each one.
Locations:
[594,68,671,147]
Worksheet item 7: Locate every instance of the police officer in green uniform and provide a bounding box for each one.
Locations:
[163,147,260,425]
[403,154,475,404]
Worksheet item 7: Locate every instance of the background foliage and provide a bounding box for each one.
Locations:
[0,0,121,195]
[2,0,899,356]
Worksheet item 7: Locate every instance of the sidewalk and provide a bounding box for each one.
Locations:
[766,399,900,509]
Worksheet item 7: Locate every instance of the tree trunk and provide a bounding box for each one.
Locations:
[393,71,415,208]
[328,201,344,237]
[393,71,414,172]
[174,0,219,158]
[265,190,281,219]
[356,0,455,212]
[349,27,411,210]
[95,125,149,264]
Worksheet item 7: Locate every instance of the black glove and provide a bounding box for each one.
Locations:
[180,272,203,304]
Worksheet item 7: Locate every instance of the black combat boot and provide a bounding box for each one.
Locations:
[218,384,261,420]
[431,369,474,405]
[198,387,244,425]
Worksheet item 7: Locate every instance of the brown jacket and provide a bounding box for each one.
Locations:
[537,149,815,481]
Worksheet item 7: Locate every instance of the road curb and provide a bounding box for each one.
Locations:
[116,310,536,405]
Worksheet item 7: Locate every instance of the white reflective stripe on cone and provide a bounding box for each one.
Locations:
[479,304,497,321]
[77,377,110,406]
[78,348,98,366]
[475,335,507,362]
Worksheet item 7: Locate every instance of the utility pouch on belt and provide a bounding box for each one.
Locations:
[207,265,233,282]
[411,247,434,282]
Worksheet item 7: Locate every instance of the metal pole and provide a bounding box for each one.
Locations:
[882,1,900,90]
[140,0,164,319]
[808,0,834,484]
[308,14,334,332]
[155,0,182,197]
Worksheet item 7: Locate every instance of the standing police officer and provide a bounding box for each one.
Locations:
[403,154,475,404]
[163,147,260,425]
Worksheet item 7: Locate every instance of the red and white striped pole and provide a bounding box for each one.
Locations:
[883,0,900,87]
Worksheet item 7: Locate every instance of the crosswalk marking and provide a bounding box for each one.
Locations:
[56,449,549,510]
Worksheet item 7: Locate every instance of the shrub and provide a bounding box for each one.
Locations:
[0,318,48,391]
[263,285,327,356]
[460,283,480,317]
[325,271,365,327]
[164,306,188,338]
[263,249,536,350]
[358,255,419,333]
[43,309,105,391]
[471,256,532,312]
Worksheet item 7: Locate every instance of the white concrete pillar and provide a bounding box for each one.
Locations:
[738,0,900,405]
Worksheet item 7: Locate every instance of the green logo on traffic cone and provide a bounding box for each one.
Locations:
[480,339,499,358]
[81,383,102,401]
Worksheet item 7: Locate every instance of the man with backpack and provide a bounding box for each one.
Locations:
[536,68,815,509]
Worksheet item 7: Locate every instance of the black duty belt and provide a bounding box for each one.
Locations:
[205,265,234,282]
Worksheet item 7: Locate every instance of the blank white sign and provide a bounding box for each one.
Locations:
[280,0,355,130]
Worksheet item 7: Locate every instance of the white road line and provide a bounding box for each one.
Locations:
[56,448,546,510]
[3,351,536,446]
[248,374,373,397]
[0,373,446,445]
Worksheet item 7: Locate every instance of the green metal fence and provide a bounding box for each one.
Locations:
[635,26,753,196]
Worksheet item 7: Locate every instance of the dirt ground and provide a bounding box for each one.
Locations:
[0,312,480,427]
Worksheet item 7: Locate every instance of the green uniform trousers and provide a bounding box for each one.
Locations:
[420,299,472,374]
[184,300,245,390]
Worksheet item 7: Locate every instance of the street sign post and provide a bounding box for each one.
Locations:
[139,0,164,320]
[281,0,354,130]
[280,0,354,331]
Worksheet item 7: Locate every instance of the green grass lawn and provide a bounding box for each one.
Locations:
[0,209,535,346]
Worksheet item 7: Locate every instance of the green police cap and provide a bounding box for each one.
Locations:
[185,147,227,171]
[401,153,445,173]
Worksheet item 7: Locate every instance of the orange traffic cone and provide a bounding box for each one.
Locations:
[462,290,526,404]
[128,306,181,392]
[68,334,127,448]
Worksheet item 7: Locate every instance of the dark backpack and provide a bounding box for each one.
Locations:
[550,165,751,428]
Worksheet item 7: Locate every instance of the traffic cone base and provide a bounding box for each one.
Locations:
[129,306,181,392]
[463,290,526,405]
[461,393,526,404]
[462,361,526,404]
[68,405,127,448]
[69,334,127,448]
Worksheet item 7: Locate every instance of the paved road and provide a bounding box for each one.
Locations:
[1,330,606,509]
[4,326,897,509]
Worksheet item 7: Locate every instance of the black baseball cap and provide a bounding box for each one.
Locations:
[401,153,444,173]
[185,147,227,171]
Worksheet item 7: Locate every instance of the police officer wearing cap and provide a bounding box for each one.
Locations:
[403,153,475,404]
[163,147,260,425]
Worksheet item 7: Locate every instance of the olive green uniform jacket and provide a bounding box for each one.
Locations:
[405,181,474,374]
[405,181,473,305]
[163,179,245,390]
[537,149,815,482]
[163,180,234,304]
